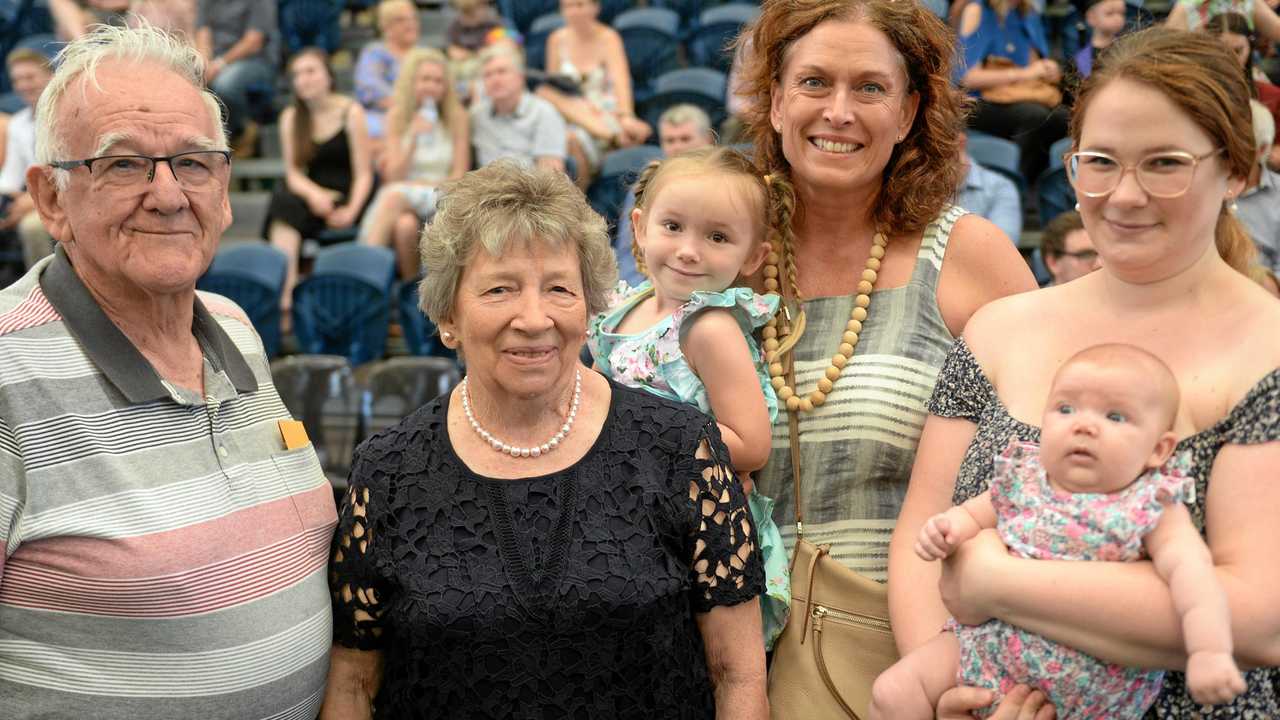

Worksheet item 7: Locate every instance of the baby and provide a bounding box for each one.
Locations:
[871,343,1246,718]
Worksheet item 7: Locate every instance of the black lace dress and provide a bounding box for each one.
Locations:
[929,338,1280,718]
[329,381,764,719]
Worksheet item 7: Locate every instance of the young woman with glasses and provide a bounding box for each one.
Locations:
[890,27,1280,718]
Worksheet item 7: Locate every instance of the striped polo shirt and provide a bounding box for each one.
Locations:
[0,249,337,719]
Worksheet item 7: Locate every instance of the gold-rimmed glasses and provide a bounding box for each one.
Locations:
[1065,148,1224,199]
[49,150,232,192]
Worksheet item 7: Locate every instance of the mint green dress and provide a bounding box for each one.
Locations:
[587,280,791,649]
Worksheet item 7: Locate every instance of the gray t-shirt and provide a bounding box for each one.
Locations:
[469,92,567,168]
[197,0,278,64]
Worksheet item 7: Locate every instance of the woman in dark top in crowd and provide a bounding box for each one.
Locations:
[265,48,374,321]
[320,161,768,720]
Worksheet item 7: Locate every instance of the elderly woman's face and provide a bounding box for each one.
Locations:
[440,240,588,400]
[770,19,919,196]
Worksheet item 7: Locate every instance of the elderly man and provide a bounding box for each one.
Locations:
[469,43,567,173]
[0,25,335,720]
[0,49,55,269]
[1039,209,1102,285]
[614,104,716,285]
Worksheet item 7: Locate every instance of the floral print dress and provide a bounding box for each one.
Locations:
[951,440,1194,718]
[588,280,790,648]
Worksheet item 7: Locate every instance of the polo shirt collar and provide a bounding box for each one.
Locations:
[39,245,258,403]
[492,91,533,118]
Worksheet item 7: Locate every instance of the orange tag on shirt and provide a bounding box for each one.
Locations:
[278,419,311,450]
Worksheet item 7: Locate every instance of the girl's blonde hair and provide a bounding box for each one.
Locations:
[628,146,795,282]
[387,47,463,141]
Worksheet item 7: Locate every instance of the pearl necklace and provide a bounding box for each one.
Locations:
[461,370,582,458]
[763,231,888,414]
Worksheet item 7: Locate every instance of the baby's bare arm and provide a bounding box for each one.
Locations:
[915,491,997,561]
[1146,504,1246,705]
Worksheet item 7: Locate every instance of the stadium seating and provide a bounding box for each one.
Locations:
[197,243,289,358]
[292,242,396,365]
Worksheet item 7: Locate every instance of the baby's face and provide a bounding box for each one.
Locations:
[1040,362,1173,494]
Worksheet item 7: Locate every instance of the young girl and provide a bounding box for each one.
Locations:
[587,147,791,648]
[359,47,470,279]
[870,344,1246,718]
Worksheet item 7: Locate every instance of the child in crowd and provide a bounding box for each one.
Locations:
[870,344,1245,719]
[1073,0,1127,77]
[587,147,791,648]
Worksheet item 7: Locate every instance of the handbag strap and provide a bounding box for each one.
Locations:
[786,349,806,538]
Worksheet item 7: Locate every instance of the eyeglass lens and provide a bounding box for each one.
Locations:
[1068,152,1199,198]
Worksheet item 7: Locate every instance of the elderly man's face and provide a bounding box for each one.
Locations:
[31,60,231,298]
[9,60,52,109]
[658,120,712,156]
[482,54,524,106]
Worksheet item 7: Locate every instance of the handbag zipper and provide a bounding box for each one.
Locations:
[812,604,892,633]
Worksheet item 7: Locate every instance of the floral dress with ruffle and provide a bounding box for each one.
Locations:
[588,280,790,648]
[951,440,1195,719]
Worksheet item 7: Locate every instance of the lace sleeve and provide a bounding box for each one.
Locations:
[329,452,391,650]
[686,422,764,613]
[927,338,996,421]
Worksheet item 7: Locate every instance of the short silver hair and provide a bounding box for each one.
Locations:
[35,21,227,190]
[658,103,712,138]
[478,41,525,75]
[1250,99,1275,157]
[418,159,616,325]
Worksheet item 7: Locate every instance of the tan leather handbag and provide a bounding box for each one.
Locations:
[980,56,1063,108]
[767,356,900,720]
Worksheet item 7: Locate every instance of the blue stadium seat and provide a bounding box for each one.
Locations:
[360,356,462,435]
[269,354,361,487]
[525,12,564,73]
[197,243,289,358]
[1036,136,1076,226]
[0,92,23,114]
[280,0,343,55]
[613,7,681,102]
[650,0,714,37]
[292,243,396,366]
[686,3,758,73]
[396,280,455,359]
[597,0,631,25]
[921,0,948,19]
[637,67,729,134]
[966,131,1023,189]
[587,145,664,236]
[497,0,559,36]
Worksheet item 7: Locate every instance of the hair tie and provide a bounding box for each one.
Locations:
[763,173,773,184]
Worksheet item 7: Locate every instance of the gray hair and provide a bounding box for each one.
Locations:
[478,41,525,75]
[1250,99,1275,158]
[35,21,227,190]
[658,103,712,138]
[418,159,616,325]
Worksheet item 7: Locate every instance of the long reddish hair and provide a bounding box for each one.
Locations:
[735,0,968,234]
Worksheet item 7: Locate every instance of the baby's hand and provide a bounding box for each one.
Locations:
[915,513,960,561]
[1186,650,1246,705]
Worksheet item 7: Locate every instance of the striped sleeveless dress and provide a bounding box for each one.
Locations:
[754,204,965,582]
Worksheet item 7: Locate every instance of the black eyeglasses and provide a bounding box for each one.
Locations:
[49,150,232,191]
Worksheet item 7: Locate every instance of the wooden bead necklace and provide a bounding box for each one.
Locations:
[763,231,888,414]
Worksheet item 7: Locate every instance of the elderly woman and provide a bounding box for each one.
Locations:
[321,160,768,719]
[737,0,1033,583]
[891,28,1280,718]
[354,0,422,144]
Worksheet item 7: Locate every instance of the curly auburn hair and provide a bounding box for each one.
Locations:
[735,0,968,235]
[1070,27,1264,283]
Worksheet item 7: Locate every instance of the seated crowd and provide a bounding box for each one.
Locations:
[1,2,1279,720]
